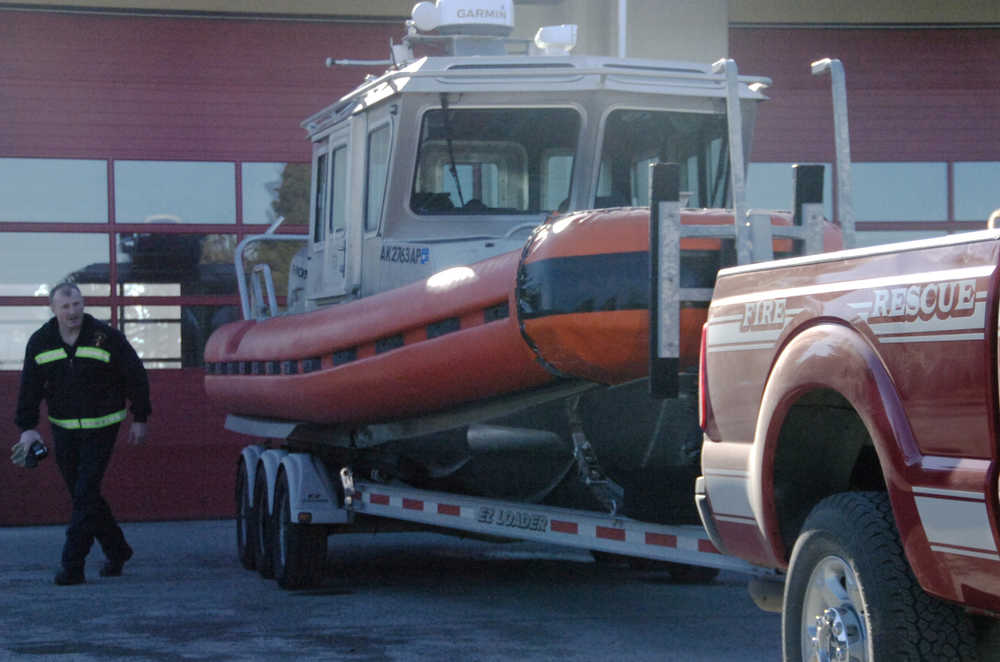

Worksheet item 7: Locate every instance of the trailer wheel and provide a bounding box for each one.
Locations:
[783,491,976,662]
[272,469,327,589]
[253,467,275,579]
[235,459,257,570]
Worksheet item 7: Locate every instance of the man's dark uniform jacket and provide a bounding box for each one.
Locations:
[15,313,151,431]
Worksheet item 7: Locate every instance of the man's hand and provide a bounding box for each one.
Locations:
[11,429,42,467]
[128,422,148,445]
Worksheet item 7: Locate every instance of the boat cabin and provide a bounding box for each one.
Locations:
[287,0,769,311]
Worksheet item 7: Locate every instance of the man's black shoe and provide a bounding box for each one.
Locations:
[54,567,85,586]
[100,544,133,577]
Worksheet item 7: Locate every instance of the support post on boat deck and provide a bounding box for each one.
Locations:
[811,58,855,249]
[649,161,680,399]
[712,58,752,265]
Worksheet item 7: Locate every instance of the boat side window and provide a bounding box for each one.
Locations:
[330,145,347,237]
[597,110,729,209]
[312,150,329,244]
[365,124,391,233]
[411,107,580,216]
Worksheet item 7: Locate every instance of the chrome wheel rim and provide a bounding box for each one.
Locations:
[801,555,867,662]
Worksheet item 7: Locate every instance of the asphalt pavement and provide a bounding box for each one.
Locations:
[0,519,781,661]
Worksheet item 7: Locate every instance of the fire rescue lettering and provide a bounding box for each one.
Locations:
[869,279,976,322]
[741,298,786,331]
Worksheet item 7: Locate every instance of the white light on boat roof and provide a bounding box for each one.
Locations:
[411,0,515,37]
[534,24,577,55]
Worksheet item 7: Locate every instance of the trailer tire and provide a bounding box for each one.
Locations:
[235,459,256,570]
[272,469,327,590]
[783,491,976,662]
[253,467,275,579]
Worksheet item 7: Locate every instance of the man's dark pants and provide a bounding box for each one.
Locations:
[52,424,130,571]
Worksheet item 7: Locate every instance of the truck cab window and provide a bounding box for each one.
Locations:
[411,107,580,215]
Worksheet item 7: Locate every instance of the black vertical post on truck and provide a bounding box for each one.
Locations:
[649,161,681,399]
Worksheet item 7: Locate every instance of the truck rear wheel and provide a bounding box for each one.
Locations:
[253,467,275,579]
[272,469,327,589]
[783,491,976,662]
[235,459,257,570]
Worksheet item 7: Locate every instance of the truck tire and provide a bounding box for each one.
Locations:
[272,469,327,589]
[254,467,275,579]
[783,491,977,662]
[235,459,257,570]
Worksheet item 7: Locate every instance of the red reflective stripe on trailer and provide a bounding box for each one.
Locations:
[596,526,626,541]
[551,520,578,534]
[645,532,678,548]
[438,503,460,516]
[370,493,390,505]
[403,498,424,511]
[698,539,721,554]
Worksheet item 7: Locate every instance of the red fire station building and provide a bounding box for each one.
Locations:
[1,0,998,524]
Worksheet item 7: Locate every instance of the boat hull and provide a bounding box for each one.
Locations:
[205,249,554,423]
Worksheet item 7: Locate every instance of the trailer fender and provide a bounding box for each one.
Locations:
[277,453,350,525]
[239,445,266,506]
[257,449,289,515]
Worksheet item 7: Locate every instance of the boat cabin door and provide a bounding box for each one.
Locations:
[306,127,350,301]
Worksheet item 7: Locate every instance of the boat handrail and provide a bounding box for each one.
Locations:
[304,62,771,131]
[234,233,308,321]
[347,63,770,95]
[249,263,279,321]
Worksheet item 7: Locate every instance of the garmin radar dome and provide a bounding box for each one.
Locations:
[411,0,514,36]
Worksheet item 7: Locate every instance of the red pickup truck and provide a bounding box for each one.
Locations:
[697,228,1000,660]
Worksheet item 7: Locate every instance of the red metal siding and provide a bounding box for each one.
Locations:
[730,27,1000,163]
[1,10,399,161]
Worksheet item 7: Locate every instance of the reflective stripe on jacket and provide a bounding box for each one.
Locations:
[35,346,110,365]
[49,409,127,430]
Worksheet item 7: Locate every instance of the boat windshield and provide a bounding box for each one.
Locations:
[597,109,730,209]
[411,107,580,216]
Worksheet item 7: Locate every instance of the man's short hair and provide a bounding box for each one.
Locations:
[49,281,82,303]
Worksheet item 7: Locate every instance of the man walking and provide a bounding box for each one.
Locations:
[11,282,151,585]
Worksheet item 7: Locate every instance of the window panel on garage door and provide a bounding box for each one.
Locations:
[0,158,108,223]
[116,233,237,296]
[954,162,1000,222]
[114,161,235,223]
[0,232,110,296]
